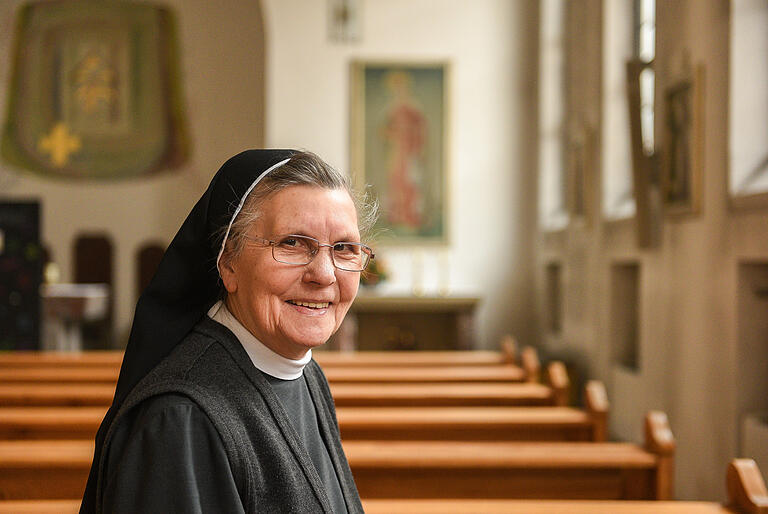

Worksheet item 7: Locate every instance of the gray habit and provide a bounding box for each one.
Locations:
[97,317,363,514]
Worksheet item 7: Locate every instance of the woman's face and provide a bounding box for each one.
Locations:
[221,185,361,359]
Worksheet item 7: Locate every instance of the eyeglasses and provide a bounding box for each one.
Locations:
[244,234,374,272]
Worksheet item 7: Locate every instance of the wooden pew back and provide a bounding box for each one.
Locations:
[0,458,765,514]
[344,411,673,500]
[0,363,529,384]
[0,411,666,501]
[0,380,602,442]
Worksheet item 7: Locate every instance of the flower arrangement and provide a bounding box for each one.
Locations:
[360,256,388,287]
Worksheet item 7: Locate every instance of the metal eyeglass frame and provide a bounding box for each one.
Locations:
[243,234,375,272]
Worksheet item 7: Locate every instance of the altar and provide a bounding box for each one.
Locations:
[41,283,110,351]
[331,294,481,352]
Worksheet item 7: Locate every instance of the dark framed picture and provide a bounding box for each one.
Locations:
[0,201,42,350]
[661,65,705,216]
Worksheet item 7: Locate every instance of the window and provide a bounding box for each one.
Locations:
[634,0,656,156]
[539,0,568,231]
[730,0,768,202]
[601,0,655,221]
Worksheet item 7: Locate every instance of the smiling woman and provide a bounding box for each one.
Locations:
[80,150,376,513]
[219,169,371,359]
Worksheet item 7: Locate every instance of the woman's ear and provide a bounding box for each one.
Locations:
[219,257,238,294]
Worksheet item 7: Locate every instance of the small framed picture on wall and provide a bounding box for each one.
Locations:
[661,64,705,217]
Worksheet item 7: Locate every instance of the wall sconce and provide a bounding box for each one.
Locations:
[328,0,362,43]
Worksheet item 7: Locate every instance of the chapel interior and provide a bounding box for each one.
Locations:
[0,0,767,508]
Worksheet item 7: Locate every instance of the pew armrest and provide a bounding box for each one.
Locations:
[644,410,676,500]
[727,458,768,514]
[645,410,676,455]
[545,361,569,406]
[521,346,540,383]
[499,335,518,365]
[584,380,609,441]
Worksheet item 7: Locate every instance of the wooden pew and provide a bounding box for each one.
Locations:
[0,362,567,408]
[0,407,106,440]
[316,350,515,367]
[361,459,768,512]
[0,459,766,512]
[0,498,750,514]
[337,380,606,441]
[0,384,115,407]
[0,405,592,442]
[363,500,743,513]
[319,337,520,367]
[0,343,518,370]
[0,335,522,369]
[0,340,532,378]
[0,351,123,368]
[0,350,512,368]
[0,500,81,513]
[0,380,601,442]
[345,411,676,500]
[326,365,529,383]
[0,410,668,501]
[0,368,118,384]
[727,458,768,513]
[0,439,92,500]
[0,361,532,382]
[0,405,597,443]
[330,361,570,407]
[0,350,513,368]
[0,363,531,385]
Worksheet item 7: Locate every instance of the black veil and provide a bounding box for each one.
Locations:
[80,149,295,513]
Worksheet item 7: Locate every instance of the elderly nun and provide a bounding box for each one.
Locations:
[80,150,375,513]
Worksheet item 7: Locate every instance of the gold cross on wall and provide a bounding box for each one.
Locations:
[38,122,82,167]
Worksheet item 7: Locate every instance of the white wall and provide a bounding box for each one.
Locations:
[263,0,535,349]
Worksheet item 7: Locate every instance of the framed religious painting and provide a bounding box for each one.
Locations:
[350,61,450,245]
[661,64,705,217]
[1,1,189,179]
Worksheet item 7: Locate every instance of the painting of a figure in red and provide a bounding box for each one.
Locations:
[354,62,446,243]
[382,71,427,230]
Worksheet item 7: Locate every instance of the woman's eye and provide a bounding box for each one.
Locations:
[278,236,315,252]
[278,237,307,249]
[334,243,360,255]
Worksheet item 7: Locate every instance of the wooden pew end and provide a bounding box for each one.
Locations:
[521,346,541,383]
[727,458,768,514]
[584,380,608,441]
[645,410,676,454]
[545,361,569,406]
[644,410,676,500]
[499,334,518,365]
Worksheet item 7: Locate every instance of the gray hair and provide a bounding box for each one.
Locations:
[219,150,378,268]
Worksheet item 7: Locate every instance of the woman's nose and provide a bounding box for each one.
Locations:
[303,247,336,285]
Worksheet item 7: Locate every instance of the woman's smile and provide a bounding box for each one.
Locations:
[286,299,332,315]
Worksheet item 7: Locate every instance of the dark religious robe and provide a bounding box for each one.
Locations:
[96,317,362,513]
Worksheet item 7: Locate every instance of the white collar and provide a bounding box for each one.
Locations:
[207,300,311,380]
